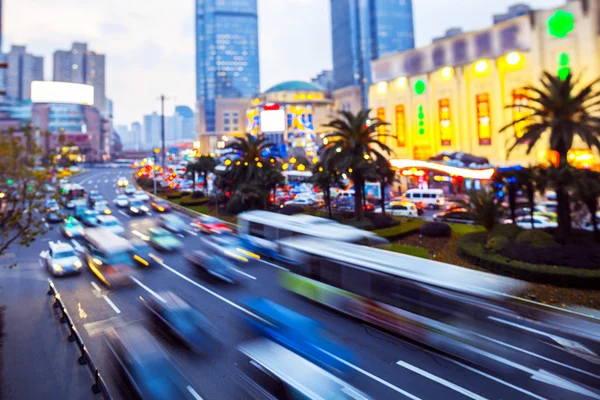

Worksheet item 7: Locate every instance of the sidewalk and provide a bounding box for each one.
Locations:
[0,260,93,400]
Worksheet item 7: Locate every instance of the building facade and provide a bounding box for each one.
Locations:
[131,122,142,150]
[331,0,415,109]
[53,43,106,112]
[175,105,195,140]
[5,45,43,102]
[195,0,260,133]
[369,0,600,169]
[143,112,161,149]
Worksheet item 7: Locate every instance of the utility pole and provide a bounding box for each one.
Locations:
[160,95,166,170]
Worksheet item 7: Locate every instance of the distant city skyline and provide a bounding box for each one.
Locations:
[3,0,565,126]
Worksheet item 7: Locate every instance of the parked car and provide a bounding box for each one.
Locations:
[403,188,445,210]
[375,201,418,217]
[433,208,475,224]
[113,195,129,208]
[39,241,82,276]
[97,215,125,236]
[134,190,150,202]
[284,198,315,207]
[513,215,558,229]
[151,199,171,213]
[140,292,218,354]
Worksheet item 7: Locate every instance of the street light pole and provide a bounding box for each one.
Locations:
[160,95,166,170]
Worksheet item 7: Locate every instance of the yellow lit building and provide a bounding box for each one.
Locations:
[369,0,600,168]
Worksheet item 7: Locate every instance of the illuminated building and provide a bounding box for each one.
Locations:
[245,81,333,159]
[369,0,600,169]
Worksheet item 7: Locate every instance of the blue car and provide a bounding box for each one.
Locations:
[240,297,353,374]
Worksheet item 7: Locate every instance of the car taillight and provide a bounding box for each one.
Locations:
[436,199,440,204]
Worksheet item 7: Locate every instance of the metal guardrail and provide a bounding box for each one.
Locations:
[47,279,113,399]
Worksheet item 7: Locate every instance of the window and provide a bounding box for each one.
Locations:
[411,193,422,199]
[248,222,265,239]
[319,259,342,286]
[342,266,371,298]
[422,193,432,199]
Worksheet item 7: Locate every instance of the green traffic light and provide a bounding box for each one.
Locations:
[414,80,426,95]
[7,179,14,185]
[548,10,574,39]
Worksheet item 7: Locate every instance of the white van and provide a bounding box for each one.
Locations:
[403,188,445,209]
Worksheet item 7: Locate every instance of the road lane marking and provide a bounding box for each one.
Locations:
[71,239,82,248]
[320,349,422,400]
[233,268,256,280]
[44,222,50,229]
[118,210,130,218]
[90,282,102,292]
[475,333,600,380]
[259,259,289,271]
[147,212,153,216]
[185,229,198,236]
[177,233,185,238]
[103,295,121,314]
[396,360,486,400]
[131,277,167,303]
[77,303,88,319]
[187,386,203,400]
[132,230,150,241]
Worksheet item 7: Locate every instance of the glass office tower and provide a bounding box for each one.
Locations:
[196,0,260,132]
[331,0,415,106]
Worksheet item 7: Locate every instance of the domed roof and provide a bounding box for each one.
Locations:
[264,81,324,93]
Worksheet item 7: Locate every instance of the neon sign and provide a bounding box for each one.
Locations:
[395,105,406,147]
[439,98,452,146]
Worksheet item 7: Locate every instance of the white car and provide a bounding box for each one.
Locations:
[284,198,314,206]
[97,215,125,236]
[39,241,83,276]
[134,190,150,202]
[514,215,558,229]
[375,201,418,217]
[124,186,136,195]
[113,195,129,208]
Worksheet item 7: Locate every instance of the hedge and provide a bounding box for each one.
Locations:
[179,195,209,206]
[377,244,429,259]
[372,218,425,241]
[457,232,600,288]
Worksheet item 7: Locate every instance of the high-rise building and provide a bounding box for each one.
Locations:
[195,0,260,133]
[131,122,142,150]
[175,105,195,140]
[330,0,415,108]
[5,45,43,101]
[143,112,161,148]
[53,43,106,111]
[311,70,334,94]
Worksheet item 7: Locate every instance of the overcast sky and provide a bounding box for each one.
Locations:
[4,0,564,126]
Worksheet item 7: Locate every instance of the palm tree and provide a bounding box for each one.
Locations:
[572,169,600,242]
[514,167,538,229]
[501,72,600,240]
[462,189,505,231]
[225,134,275,188]
[321,110,393,220]
[311,161,343,219]
[195,155,216,191]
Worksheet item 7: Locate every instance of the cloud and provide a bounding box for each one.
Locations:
[100,22,128,36]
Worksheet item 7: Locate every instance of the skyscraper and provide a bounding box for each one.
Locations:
[5,45,43,101]
[143,112,161,148]
[175,105,195,140]
[53,43,106,111]
[331,0,415,107]
[195,0,260,133]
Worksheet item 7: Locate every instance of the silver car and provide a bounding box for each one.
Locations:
[39,241,83,276]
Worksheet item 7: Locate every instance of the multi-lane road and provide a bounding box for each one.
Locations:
[8,166,600,400]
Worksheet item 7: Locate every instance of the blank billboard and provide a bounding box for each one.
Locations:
[260,109,285,133]
[31,81,94,105]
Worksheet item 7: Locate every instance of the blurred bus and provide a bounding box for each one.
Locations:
[237,211,386,259]
[60,183,86,202]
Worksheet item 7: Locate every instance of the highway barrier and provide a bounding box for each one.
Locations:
[47,279,112,399]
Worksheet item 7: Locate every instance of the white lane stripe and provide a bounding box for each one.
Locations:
[118,210,130,218]
[131,277,167,303]
[71,239,82,248]
[474,333,600,380]
[185,229,198,236]
[103,295,121,314]
[233,268,257,280]
[177,233,185,238]
[44,223,50,229]
[90,282,102,292]
[436,354,546,400]
[319,350,421,400]
[187,386,203,400]
[147,212,153,216]
[259,259,289,271]
[396,360,487,400]
[158,261,267,322]
[132,230,150,241]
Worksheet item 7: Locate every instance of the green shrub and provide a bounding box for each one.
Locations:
[166,191,182,200]
[179,195,209,206]
[378,244,429,259]
[181,190,192,197]
[345,219,375,231]
[515,230,557,248]
[369,214,398,230]
[489,224,522,240]
[420,222,452,237]
[485,236,510,253]
[373,218,425,241]
[191,190,206,199]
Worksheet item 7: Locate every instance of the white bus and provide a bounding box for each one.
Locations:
[237,211,386,259]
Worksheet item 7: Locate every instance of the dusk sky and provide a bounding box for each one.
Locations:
[4,0,564,126]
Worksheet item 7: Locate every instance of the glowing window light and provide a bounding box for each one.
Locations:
[474,60,489,74]
[506,52,522,66]
[396,77,407,89]
[377,81,388,94]
[440,67,453,78]
[414,79,426,95]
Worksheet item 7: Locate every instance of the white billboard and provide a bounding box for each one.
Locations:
[260,109,285,133]
[31,81,94,105]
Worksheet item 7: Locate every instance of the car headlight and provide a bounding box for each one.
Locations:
[130,207,139,212]
[141,206,149,212]
[74,260,82,268]
[104,209,112,215]
[66,231,73,237]
[52,264,63,272]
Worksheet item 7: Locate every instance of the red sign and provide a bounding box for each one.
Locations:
[438,98,452,147]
